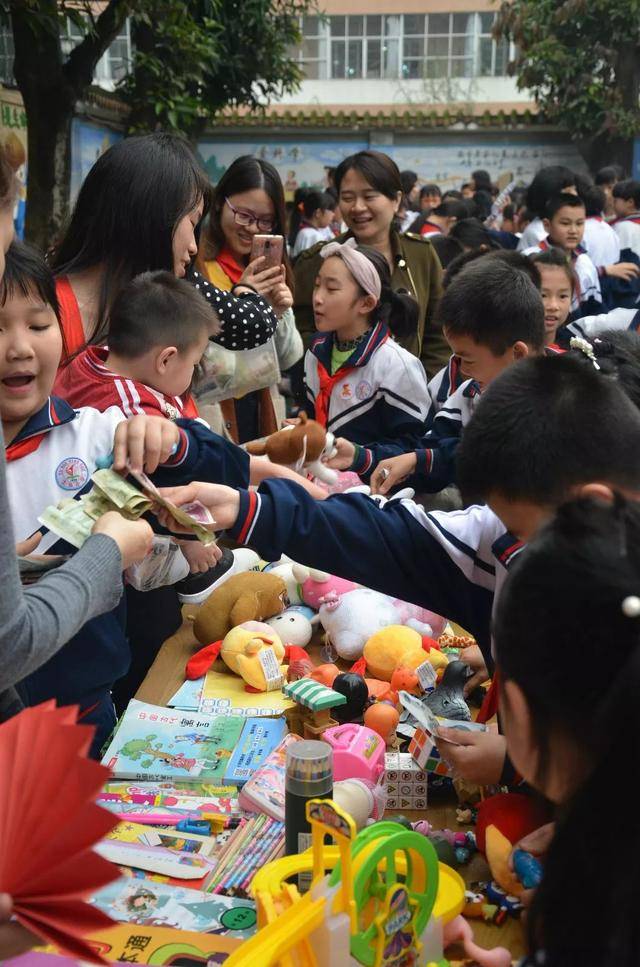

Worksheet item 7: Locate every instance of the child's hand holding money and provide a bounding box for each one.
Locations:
[92,512,154,568]
[112,415,181,474]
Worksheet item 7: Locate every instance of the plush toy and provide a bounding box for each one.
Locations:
[475,793,550,897]
[191,571,287,645]
[265,604,319,648]
[361,625,449,681]
[291,564,360,610]
[245,413,338,485]
[262,558,303,605]
[219,621,286,691]
[318,588,399,661]
[390,599,447,638]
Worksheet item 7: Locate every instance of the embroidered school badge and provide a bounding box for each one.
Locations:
[55,456,89,491]
[341,384,352,400]
[356,380,372,400]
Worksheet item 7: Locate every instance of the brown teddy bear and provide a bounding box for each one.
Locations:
[191,571,288,644]
[245,413,338,485]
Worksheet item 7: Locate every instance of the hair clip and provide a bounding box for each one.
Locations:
[569,336,600,370]
[622,596,640,618]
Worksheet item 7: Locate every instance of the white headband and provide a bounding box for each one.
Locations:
[320,237,382,303]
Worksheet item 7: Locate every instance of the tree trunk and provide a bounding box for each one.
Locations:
[577,133,634,176]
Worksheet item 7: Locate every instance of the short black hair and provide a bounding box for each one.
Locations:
[595,165,625,186]
[108,271,218,358]
[444,247,540,289]
[449,217,499,251]
[530,247,576,292]
[441,189,463,201]
[545,192,585,220]
[430,234,464,269]
[432,199,469,221]
[1,240,60,319]
[581,184,606,217]
[420,183,441,199]
[400,170,418,195]
[525,165,575,219]
[565,329,640,411]
[439,257,544,354]
[458,354,640,505]
[612,179,640,207]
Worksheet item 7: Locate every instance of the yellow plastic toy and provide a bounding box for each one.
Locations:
[225,800,466,967]
[363,626,449,682]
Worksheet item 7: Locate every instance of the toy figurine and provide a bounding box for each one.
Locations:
[331,672,369,723]
[363,703,399,745]
[424,660,473,721]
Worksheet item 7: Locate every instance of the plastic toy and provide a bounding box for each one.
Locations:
[266,604,319,648]
[512,849,543,890]
[283,677,347,739]
[323,724,386,787]
[309,663,341,687]
[225,799,510,967]
[190,571,288,645]
[245,412,339,485]
[333,778,385,829]
[331,672,369,723]
[361,625,448,682]
[363,703,399,745]
[485,826,525,898]
[424,660,473,721]
[292,564,360,610]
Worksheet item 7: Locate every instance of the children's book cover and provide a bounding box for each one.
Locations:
[223,717,287,786]
[100,780,241,815]
[90,877,257,939]
[198,669,294,717]
[168,677,205,711]
[101,701,244,782]
[41,924,242,964]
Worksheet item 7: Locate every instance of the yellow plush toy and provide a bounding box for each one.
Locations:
[191,571,288,644]
[220,621,286,691]
[363,625,449,681]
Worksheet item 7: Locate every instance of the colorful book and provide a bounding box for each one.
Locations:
[42,923,242,964]
[223,716,287,786]
[101,701,244,782]
[238,733,302,821]
[98,781,241,816]
[168,676,205,711]
[91,876,257,938]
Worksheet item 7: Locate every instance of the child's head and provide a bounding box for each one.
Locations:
[0,241,63,440]
[419,183,441,211]
[525,165,576,220]
[612,178,640,218]
[448,217,497,252]
[565,330,640,410]
[429,235,464,270]
[543,193,586,251]
[530,248,575,344]
[438,257,544,388]
[581,183,606,218]
[429,200,469,235]
[302,190,336,229]
[107,271,217,397]
[313,239,418,341]
[494,495,640,963]
[457,353,640,540]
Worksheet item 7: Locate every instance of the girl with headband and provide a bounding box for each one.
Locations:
[302,238,429,476]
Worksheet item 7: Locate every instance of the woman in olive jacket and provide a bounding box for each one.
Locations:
[293,150,448,379]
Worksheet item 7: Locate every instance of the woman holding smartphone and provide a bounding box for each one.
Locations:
[198,155,301,443]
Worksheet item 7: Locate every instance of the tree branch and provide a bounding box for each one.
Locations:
[63,0,135,92]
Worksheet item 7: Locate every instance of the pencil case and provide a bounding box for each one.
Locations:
[238,732,302,821]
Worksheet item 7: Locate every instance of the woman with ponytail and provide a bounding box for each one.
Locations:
[302,239,429,469]
[494,495,640,966]
[291,190,337,258]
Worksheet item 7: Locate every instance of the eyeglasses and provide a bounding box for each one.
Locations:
[225,198,275,233]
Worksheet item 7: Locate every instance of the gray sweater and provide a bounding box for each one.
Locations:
[0,446,124,710]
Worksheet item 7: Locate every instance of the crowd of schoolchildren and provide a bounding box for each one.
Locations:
[2,133,640,965]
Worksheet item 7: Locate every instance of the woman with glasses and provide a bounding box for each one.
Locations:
[198,155,302,443]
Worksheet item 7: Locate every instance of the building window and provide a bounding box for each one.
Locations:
[0,26,16,85]
[62,17,133,89]
[295,11,513,82]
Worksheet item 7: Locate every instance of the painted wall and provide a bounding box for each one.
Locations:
[276,75,528,108]
[70,117,123,206]
[198,135,587,194]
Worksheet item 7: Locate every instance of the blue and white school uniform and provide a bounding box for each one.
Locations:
[614,213,640,262]
[524,238,602,318]
[582,216,620,268]
[303,322,430,477]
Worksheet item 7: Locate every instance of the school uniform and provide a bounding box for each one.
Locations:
[303,322,430,478]
[517,217,546,252]
[613,212,640,262]
[524,238,602,318]
[582,216,621,268]
[5,396,249,754]
[292,225,334,259]
[425,355,465,426]
[226,479,524,671]
[562,306,640,342]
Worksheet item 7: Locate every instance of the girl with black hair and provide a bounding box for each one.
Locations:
[51,134,279,369]
[291,190,337,258]
[494,495,640,966]
[293,150,448,380]
[302,239,429,474]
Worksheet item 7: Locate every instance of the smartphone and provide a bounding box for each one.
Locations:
[250,234,284,270]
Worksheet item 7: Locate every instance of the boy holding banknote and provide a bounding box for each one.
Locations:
[0,241,252,754]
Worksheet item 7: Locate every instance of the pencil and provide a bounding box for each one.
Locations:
[226,818,276,894]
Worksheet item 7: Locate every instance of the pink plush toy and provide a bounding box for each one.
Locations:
[291,564,360,610]
[391,599,447,637]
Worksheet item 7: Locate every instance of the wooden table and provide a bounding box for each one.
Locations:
[136,614,525,960]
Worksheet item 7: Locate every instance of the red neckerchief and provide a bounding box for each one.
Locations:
[215,247,244,285]
[5,398,69,462]
[5,435,48,462]
[314,361,358,427]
